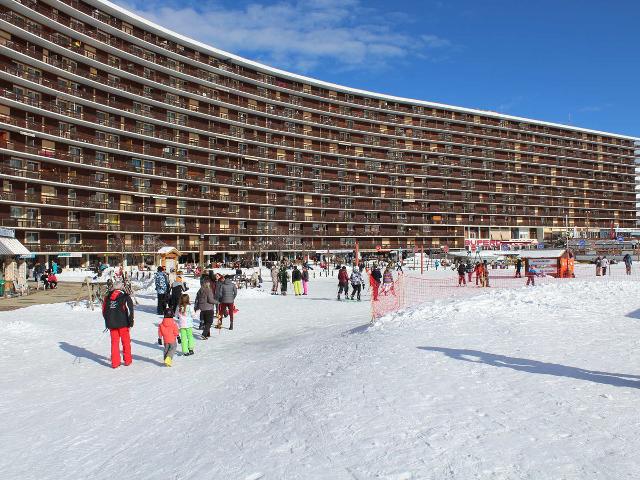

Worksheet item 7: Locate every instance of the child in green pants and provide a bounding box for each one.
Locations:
[175,294,195,356]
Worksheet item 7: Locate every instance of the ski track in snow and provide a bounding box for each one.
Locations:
[2,267,640,479]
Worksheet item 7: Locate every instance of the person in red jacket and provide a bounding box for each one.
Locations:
[158,308,179,367]
[102,281,134,369]
[337,266,350,300]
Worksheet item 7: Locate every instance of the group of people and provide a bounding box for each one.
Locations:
[102,266,239,369]
[594,256,611,276]
[270,263,310,296]
[456,261,491,287]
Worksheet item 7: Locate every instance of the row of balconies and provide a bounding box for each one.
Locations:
[5,56,632,166]
[3,70,632,178]
[2,150,634,208]
[1,13,636,163]
[22,0,636,152]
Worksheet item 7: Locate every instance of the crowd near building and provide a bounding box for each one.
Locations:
[0,0,638,268]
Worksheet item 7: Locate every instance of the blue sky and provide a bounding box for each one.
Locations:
[114,0,640,137]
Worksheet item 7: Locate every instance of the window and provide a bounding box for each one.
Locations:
[25,232,39,243]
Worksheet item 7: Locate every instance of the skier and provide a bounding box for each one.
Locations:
[175,294,195,356]
[291,266,303,296]
[371,264,382,301]
[195,278,216,339]
[474,262,483,286]
[102,280,134,369]
[270,264,280,294]
[154,266,170,314]
[482,260,490,287]
[515,258,523,278]
[623,253,632,275]
[434,259,440,270]
[466,261,473,283]
[278,266,289,296]
[350,268,364,301]
[301,266,310,295]
[526,265,539,286]
[595,256,602,276]
[457,262,466,286]
[158,308,179,367]
[337,266,349,300]
[601,256,610,276]
[217,275,238,330]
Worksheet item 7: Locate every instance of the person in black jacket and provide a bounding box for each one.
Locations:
[371,264,382,301]
[457,262,467,286]
[102,281,134,369]
[515,258,523,278]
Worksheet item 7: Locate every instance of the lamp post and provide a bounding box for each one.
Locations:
[199,234,205,268]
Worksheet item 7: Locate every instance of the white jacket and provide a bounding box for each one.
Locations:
[175,305,195,329]
[601,258,610,268]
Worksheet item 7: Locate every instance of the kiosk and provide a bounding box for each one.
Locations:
[518,249,575,278]
[157,247,180,272]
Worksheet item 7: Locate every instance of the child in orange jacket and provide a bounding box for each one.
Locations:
[158,308,179,367]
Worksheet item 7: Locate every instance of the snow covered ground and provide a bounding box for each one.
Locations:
[2,270,640,479]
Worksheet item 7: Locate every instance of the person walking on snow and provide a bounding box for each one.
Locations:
[278,266,289,296]
[301,266,310,295]
[154,266,170,315]
[102,280,134,369]
[623,253,632,275]
[595,256,602,276]
[175,294,195,356]
[370,264,382,301]
[270,264,280,294]
[601,256,610,276]
[515,258,523,278]
[169,275,189,314]
[217,275,238,330]
[195,278,217,339]
[457,262,467,286]
[158,308,179,367]
[350,268,364,301]
[337,266,350,300]
[291,266,303,296]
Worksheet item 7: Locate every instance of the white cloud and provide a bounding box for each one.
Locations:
[112,0,454,73]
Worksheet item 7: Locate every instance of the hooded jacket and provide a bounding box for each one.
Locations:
[175,305,195,329]
[338,268,349,285]
[158,317,179,344]
[155,271,170,294]
[195,284,217,311]
[102,289,134,330]
[350,270,364,286]
[217,278,238,304]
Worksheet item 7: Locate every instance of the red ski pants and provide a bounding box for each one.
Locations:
[110,327,132,368]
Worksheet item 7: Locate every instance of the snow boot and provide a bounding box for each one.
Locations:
[165,356,172,367]
[189,350,194,356]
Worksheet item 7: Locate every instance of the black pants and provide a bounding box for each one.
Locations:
[201,310,214,338]
[350,285,361,300]
[338,283,349,297]
[157,293,167,315]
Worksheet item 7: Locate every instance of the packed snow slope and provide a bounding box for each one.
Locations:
[2,274,640,479]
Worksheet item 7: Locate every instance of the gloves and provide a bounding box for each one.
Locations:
[158,338,162,345]
[177,336,181,344]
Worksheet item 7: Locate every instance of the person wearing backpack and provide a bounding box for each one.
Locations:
[102,281,134,369]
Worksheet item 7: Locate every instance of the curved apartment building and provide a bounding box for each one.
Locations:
[0,0,638,264]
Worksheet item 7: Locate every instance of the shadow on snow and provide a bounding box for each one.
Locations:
[418,346,640,389]
[59,341,165,367]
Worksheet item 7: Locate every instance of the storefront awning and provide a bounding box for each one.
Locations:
[0,236,30,256]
